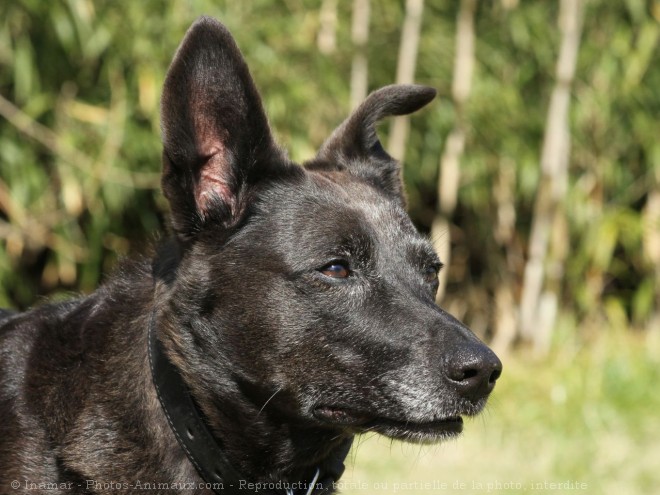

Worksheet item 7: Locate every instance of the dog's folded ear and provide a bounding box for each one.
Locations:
[308,85,436,204]
[160,16,285,241]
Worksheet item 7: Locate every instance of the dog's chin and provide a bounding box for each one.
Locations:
[312,406,464,444]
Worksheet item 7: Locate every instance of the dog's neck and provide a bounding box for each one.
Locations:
[148,308,352,494]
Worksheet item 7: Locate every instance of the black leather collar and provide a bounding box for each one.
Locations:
[148,309,352,494]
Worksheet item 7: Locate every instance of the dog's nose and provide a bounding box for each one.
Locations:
[445,344,502,401]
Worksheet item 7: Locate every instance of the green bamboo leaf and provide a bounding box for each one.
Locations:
[632,276,655,324]
[13,36,35,104]
[623,21,660,94]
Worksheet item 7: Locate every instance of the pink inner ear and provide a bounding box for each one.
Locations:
[194,145,234,215]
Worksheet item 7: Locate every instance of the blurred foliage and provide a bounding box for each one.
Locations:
[0,1,659,339]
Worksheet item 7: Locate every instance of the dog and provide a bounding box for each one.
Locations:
[0,16,501,494]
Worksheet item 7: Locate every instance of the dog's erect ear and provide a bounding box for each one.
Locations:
[308,85,436,204]
[160,16,284,240]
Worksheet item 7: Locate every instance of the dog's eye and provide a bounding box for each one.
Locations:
[423,265,439,284]
[319,261,351,279]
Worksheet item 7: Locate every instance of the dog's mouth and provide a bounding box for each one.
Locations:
[312,405,464,442]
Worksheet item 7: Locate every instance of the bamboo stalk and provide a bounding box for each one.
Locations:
[519,0,585,352]
[388,0,424,161]
[491,158,518,354]
[643,189,660,329]
[318,0,338,55]
[431,0,477,302]
[350,0,370,110]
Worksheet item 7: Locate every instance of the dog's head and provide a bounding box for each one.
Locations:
[158,17,501,445]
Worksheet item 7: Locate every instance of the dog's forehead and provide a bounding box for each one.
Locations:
[261,170,403,226]
[251,169,435,259]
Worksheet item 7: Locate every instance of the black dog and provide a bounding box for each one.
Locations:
[0,17,501,494]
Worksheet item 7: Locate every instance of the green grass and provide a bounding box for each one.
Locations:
[338,326,660,495]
